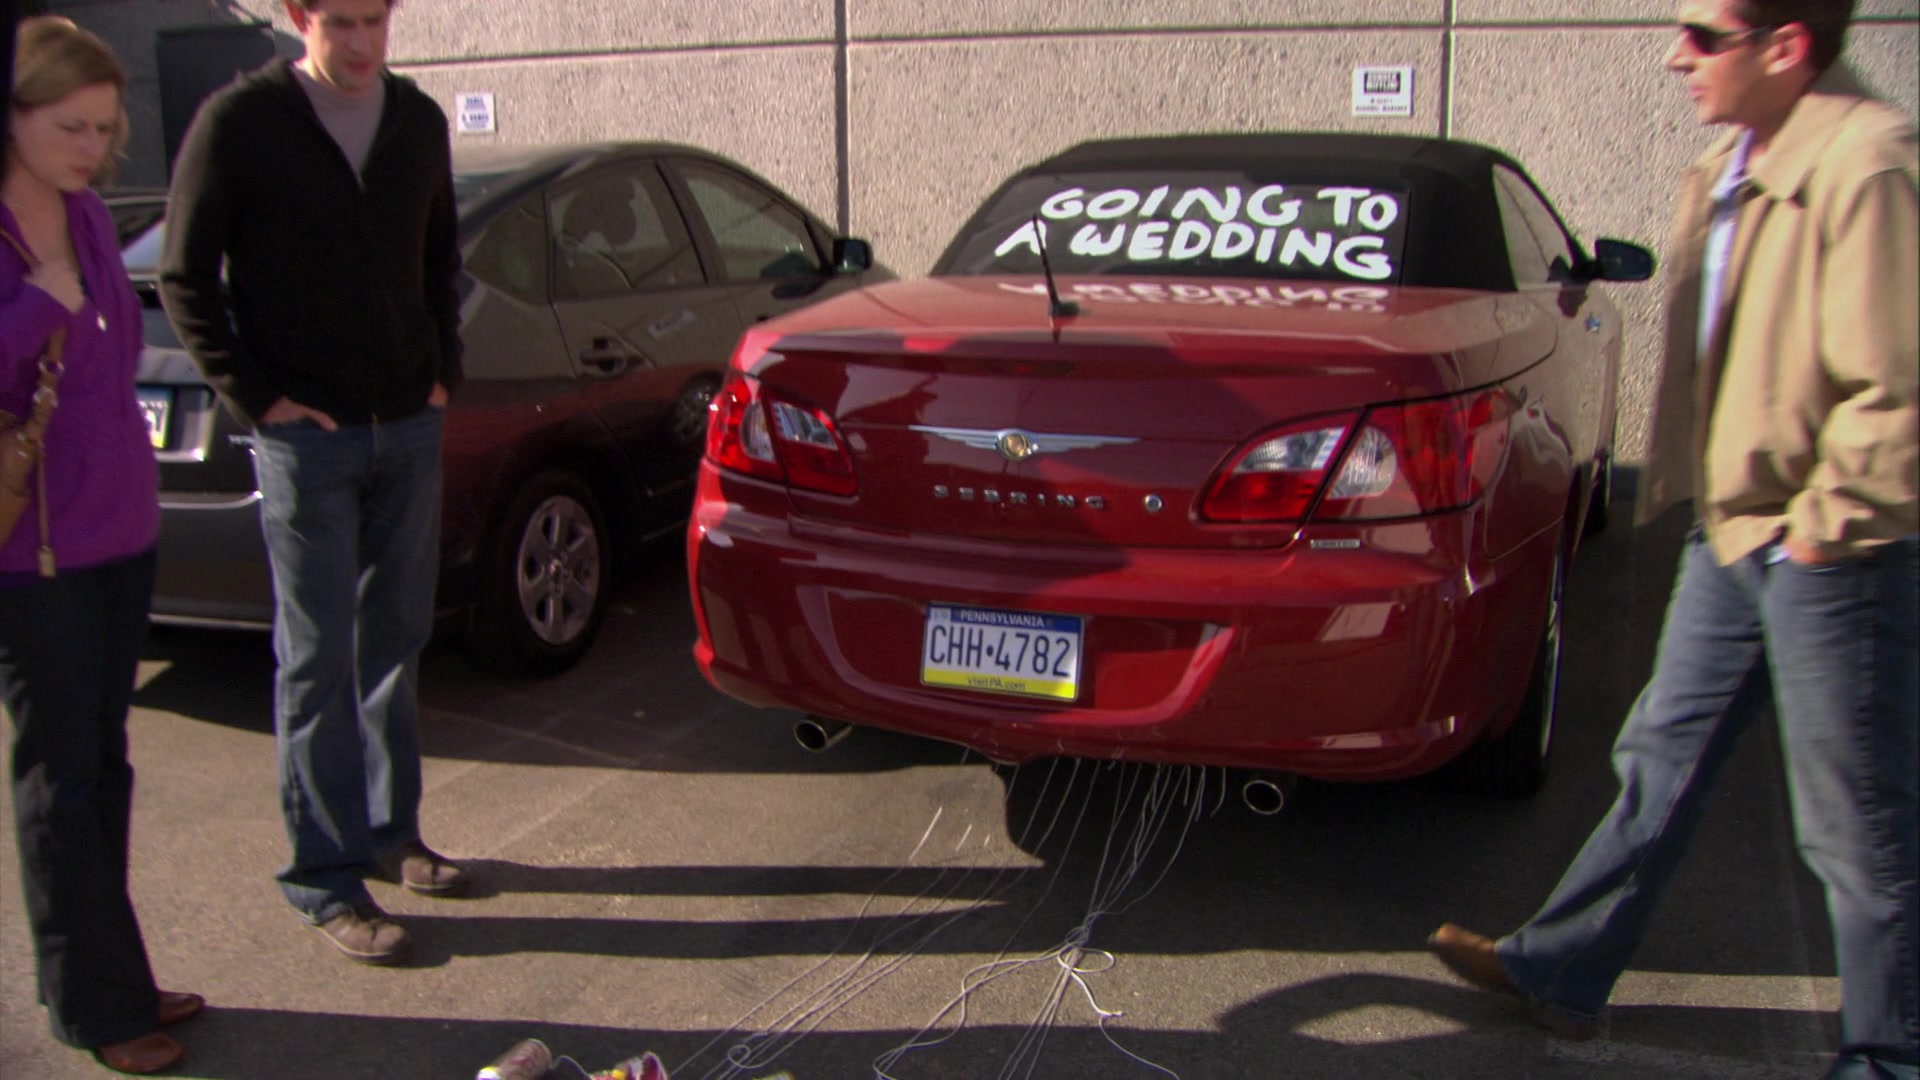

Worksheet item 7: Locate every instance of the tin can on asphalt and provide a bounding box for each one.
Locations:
[476,1037,554,1080]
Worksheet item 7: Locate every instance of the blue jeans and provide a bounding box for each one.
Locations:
[1496,531,1919,1078]
[250,409,443,923]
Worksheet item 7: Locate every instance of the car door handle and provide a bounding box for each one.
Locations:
[579,338,639,376]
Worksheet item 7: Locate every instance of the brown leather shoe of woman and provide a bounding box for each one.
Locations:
[157,990,204,1026]
[94,1031,184,1074]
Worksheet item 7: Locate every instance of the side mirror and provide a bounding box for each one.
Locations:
[1583,238,1656,283]
[832,237,874,274]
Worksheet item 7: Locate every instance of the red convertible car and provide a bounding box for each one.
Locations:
[686,134,1653,797]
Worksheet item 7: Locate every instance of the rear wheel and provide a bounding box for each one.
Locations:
[466,469,610,677]
[669,377,720,449]
[1458,542,1564,797]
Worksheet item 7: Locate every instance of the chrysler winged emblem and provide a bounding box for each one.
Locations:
[911,426,1136,463]
[998,431,1036,460]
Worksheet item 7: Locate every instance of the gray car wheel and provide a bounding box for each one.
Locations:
[467,470,610,677]
[670,378,720,448]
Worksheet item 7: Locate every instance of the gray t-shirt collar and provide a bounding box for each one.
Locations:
[291,61,386,180]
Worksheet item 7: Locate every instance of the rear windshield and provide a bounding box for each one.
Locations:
[936,171,1410,285]
[453,168,518,208]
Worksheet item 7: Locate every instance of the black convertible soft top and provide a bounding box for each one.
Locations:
[1034,132,1516,185]
[935,132,1541,292]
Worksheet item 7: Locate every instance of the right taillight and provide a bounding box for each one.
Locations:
[1201,389,1511,523]
[704,369,859,497]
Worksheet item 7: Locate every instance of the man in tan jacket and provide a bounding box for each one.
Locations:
[1428,1,1919,1073]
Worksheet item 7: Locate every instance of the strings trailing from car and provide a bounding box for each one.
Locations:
[659,756,1219,1080]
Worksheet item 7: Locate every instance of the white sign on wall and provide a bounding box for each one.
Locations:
[1351,66,1413,118]
[455,92,496,135]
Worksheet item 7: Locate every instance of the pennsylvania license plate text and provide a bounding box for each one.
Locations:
[921,604,1083,701]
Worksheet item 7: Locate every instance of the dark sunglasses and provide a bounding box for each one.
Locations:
[1678,22,1775,55]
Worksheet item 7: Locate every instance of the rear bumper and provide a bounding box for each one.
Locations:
[151,491,274,629]
[150,489,483,633]
[687,465,1556,780]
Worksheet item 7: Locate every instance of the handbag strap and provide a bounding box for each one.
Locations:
[2,224,72,378]
[0,223,38,268]
[2,222,68,417]
[3,222,69,577]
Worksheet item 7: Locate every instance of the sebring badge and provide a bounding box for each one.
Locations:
[911,425,1136,463]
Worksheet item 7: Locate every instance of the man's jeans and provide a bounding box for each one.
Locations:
[251,409,443,924]
[1496,531,1919,1077]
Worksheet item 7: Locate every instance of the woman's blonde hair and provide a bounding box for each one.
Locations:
[9,16,131,186]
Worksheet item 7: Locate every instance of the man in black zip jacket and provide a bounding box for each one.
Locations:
[160,0,468,966]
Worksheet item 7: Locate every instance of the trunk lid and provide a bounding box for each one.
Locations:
[744,275,1551,547]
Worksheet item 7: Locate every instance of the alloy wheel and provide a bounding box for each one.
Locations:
[513,494,602,646]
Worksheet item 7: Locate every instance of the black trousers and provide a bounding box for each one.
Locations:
[0,549,161,1049]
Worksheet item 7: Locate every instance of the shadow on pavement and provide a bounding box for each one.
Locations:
[145,977,1836,1080]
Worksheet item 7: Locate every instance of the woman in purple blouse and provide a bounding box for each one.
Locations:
[2,16,199,1075]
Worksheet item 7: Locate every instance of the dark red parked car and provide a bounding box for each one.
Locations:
[686,134,1652,795]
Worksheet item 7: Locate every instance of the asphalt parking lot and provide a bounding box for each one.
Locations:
[0,502,1845,1079]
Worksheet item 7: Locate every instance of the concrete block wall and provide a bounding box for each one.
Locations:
[50,0,1920,461]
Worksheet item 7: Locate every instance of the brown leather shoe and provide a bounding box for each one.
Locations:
[156,990,204,1026]
[1428,923,1514,994]
[375,840,469,897]
[1427,923,1603,1041]
[315,900,413,965]
[94,1031,184,1074]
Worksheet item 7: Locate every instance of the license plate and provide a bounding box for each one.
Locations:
[921,604,1083,701]
[136,388,171,449]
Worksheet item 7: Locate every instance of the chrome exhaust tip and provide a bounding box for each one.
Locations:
[1241,775,1295,816]
[794,715,853,753]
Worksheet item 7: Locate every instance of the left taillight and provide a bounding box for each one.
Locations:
[1200,388,1511,524]
[705,370,781,483]
[704,369,858,497]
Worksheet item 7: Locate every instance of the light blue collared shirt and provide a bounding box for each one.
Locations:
[1698,131,1754,359]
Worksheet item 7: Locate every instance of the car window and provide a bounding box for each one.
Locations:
[677,163,823,281]
[1493,181,1550,286]
[465,190,548,303]
[549,164,703,299]
[1494,167,1578,285]
[936,170,1410,286]
[108,199,167,248]
[121,220,167,279]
